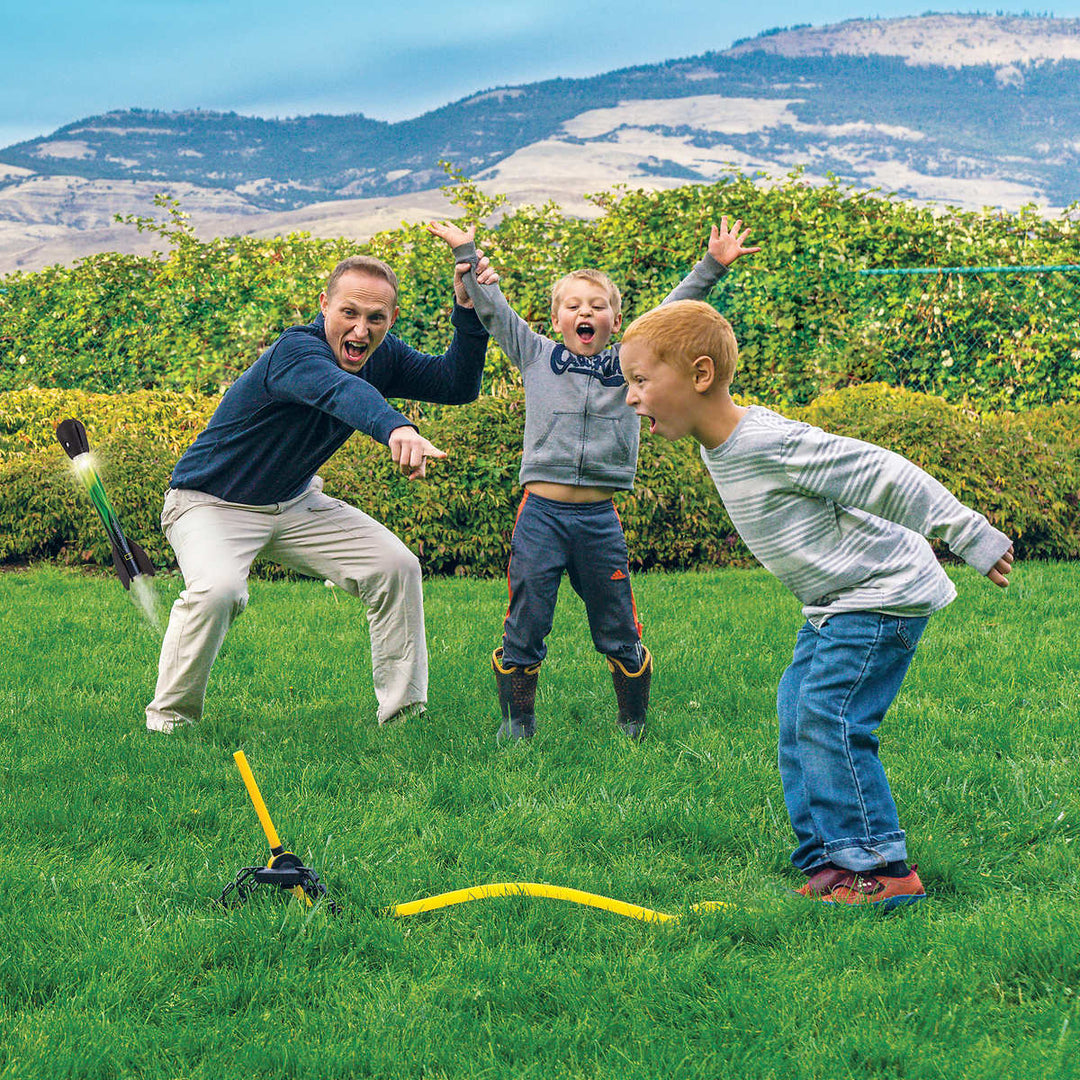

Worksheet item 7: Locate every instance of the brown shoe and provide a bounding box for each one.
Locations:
[798,864,926,909]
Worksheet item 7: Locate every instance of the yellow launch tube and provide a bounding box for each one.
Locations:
[231,753,733,923]
[232,751,311,908]
[233,750,284,853]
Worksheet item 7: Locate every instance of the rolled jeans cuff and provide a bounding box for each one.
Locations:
[823,831,907,872]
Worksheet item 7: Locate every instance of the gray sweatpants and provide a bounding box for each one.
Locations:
[145,478,427,730]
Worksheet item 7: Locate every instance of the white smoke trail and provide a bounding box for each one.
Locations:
[131,574,164,634]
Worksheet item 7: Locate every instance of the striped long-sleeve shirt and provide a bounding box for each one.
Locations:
[700,406,1012,622]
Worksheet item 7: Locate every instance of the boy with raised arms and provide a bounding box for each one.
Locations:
[619,298,1013,906]
[428,219,759,742]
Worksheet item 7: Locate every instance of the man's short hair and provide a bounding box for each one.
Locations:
[622,300,739,385]
[550,269,622,319]
[325,255,399,305]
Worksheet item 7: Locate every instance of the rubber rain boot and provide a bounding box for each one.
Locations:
[607,646,652,740]
[492,647,540,741]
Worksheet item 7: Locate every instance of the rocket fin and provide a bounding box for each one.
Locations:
[129,538,155,579]
[110,541,134,590]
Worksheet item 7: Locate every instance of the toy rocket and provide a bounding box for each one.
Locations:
[55,418,155,590]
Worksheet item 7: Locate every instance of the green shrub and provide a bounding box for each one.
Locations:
[2,175,1078,407]
[0,387,215,457]
[2,384,1077,576]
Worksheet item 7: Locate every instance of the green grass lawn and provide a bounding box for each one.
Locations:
[1,563,1078,1080]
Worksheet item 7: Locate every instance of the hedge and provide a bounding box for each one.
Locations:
[2,383,1077,577]
[2,174,1078,409]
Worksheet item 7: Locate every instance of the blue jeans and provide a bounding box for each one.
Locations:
[776,612,928,874]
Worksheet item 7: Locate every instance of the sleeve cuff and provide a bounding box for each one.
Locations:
[957,524,1013,575]
[452,241,478,265]
[703,252,729,279]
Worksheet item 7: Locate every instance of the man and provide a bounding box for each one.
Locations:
[145,250,497,732]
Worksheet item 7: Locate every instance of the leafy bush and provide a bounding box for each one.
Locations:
[0,387,214,457]
[2,175,1077,407]
[797,384,1080,560]
[2,384,1077,576]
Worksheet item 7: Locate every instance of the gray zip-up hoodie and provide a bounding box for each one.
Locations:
[454,241,727,489]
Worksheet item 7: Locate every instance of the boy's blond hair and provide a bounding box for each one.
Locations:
[622,300,739,386]
[550,269,622,319]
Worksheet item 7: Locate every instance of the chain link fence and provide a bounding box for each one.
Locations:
[850,265,1080,409]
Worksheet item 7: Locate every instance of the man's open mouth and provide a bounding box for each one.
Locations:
[343,341,368,363]
[576,322,595,344]
[649,416,657,433]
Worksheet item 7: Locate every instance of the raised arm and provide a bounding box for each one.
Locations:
[358,228,503,405]
[663,216,762,304]
[781,424,1014,579]
[360,310,490,405]
[266,331,456,480]
[428,221,549,373]
[444,223,502,307]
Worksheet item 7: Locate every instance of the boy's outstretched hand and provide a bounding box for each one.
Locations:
[709,216,762,267]
[429,220,474,250]
[987,545,1015,588]
[429,221,499,307]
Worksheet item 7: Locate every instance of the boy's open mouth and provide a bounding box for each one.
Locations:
[343,341,368,363]
[634,408,656,433]
[576,321,595,344]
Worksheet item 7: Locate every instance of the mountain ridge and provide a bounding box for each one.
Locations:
[2,14,1078,273]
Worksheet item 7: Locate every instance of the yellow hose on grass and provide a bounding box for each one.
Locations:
[231,754,730,924]
[386,882,731,922]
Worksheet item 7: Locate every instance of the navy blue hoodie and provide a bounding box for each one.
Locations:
[170,305,488,503]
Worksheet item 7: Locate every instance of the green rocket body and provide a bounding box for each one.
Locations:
[56,418,155,590]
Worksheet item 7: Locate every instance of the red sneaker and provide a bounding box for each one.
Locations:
[797,865,925,909]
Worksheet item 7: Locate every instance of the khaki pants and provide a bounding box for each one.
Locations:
[145,478,427,730]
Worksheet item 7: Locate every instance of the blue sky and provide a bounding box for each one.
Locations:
[3,1,1080,150]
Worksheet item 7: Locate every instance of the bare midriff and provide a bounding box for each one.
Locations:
[525,481,616,504]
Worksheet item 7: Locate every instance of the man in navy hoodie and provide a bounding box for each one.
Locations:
[145,252,496,732]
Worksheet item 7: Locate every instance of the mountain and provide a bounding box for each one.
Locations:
[2,14,1079,273]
